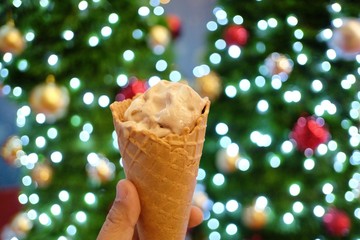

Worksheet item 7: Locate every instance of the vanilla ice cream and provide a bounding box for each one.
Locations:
[123,80,207,137]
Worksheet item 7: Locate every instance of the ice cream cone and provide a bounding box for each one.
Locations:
[110,97,210,240]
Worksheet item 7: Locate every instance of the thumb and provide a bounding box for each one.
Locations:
[97,179,141,240]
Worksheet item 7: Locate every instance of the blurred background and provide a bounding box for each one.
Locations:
[1,0,360,239]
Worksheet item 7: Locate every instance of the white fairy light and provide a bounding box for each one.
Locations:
[236,158,250,171]
[62,30,74,41]
[98,95,110,108]
[294,29,304,39]
[225,200,239,212]
[225,85,237,98]
[59,190,70,202]
[212,202,225,214]
[25,31,35,41]
[89,36,99,47]
[283,212,294,224]
[233,15,243,24]
[239,79,251,91]
[289,183,301,196]
[101,26,112,37]
[255,196,268,210]
[70,77,81,89]
[78,1,88,11]
[123,50,135,61]
[132,29,143,39]
[293,201,304,213]
[22,176,32,186]
[169,71,181,82]
[226,223,238,235]
[207,218,220,230]
[50,151,62,163]
[212,173,225,186]
[153,6,164,15]
[257,20,268,30]
[83,92,94,105]
[39,213,51,226]
[108,13,119,24]
[313,205,325,217]
[331,3,342,12]
[255,76,266,88]
[304,158,315,170]
[322,183,334,195]
[75,211,87,223]
[138,6,150,17]
[293,41,303,52]
[84,192,96,205]
[287,15,298,26]
[66,225,77,236]
[51,204,61,216]
[268,18,278,28]
[257,99,269,112]
[228,45,241,58]
[207,21,218,31]
[48,54,58,66]
[209,232,221,240]
[35,136,46,148]
[297,53,308,65]
[29,193,39,204]
[215,123,229,135]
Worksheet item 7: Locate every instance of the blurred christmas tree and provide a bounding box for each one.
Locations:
[192,0,360,239]
[2,0,360,239]
[0,0,181,239]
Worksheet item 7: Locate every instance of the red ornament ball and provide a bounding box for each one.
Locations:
[116,79,148,101]
[323,208,351,237]
[290,116,330,152]
[166,14,182,39]
[223,24,248,47]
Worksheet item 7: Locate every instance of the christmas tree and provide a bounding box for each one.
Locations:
[0,0,179,239]
[2,0,360,239]
[192,0,360,239]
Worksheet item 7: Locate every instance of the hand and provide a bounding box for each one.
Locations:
[97,179,203,240]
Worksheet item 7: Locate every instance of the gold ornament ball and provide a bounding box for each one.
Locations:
[195,71,222,101]
[10,212,33,236]
[0,22,26,55]
[95,160,115,182]
[265,52,293,76]
[149,25,171,48]
[215,148,238,173]
[31,162,53,188]
[1,135,23,165]
[29,78,70,122]
[242,205,268,230]
[337,19,360,53]
[87,154,115,184]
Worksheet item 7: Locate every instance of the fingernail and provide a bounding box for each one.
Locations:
[115,181,128,201]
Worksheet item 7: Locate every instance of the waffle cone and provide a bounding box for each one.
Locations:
[110,97,210,240]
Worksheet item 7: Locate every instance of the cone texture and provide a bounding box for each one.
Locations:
[110,97,210,240]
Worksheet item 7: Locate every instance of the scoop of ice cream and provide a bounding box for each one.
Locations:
[123,80,207,137]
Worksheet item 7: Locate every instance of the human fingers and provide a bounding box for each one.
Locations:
[188,206,204,228]
[132,226,139,240]
[97,179,141,240]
